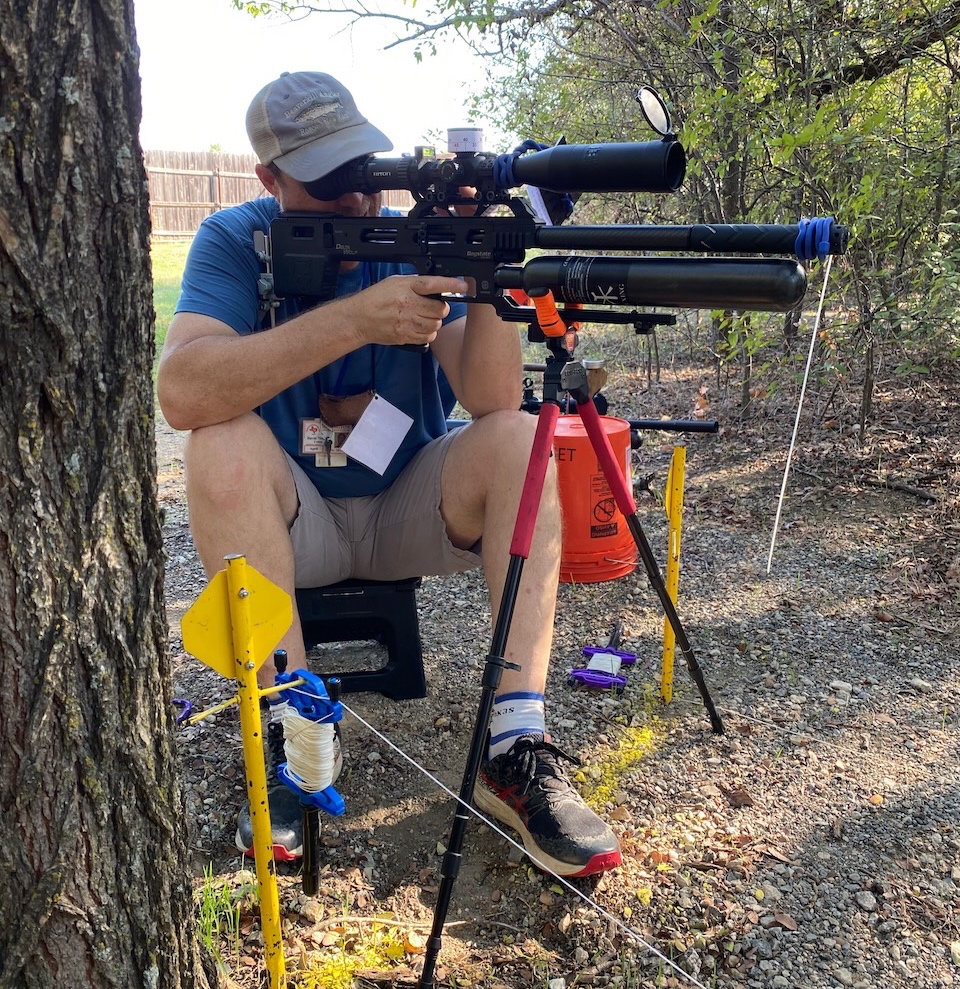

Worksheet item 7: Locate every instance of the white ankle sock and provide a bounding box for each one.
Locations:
[488,691,546,758]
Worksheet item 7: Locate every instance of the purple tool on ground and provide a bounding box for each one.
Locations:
[568,620,637,692]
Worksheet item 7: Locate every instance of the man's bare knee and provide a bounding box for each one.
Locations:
[447,410,538,474]
[185,414,296,519]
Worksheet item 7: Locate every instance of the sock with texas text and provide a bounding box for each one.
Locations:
[488,691,546,759]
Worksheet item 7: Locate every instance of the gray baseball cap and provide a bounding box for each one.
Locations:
[245,71,393,182]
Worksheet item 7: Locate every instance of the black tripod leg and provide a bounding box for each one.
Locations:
[575,396,725,735]
[624,513,724,733]
[419,404,561,988]
[301,806,321,895]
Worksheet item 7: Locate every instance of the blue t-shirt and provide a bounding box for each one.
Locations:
[176,198,466,497]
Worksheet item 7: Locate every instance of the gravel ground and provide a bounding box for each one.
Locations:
[158,354,960,989]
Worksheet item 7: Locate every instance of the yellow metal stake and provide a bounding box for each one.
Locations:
[224,555,285,988]
[661,446,686,703]
[181,554,293,989]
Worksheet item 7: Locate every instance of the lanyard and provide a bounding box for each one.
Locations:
[330,264,373,395]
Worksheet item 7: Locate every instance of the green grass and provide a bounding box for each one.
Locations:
[194,863,244,975]
[151,239,191,352]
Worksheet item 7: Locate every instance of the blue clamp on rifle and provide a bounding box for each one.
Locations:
[275,667,345,817]
[568,621,637,692]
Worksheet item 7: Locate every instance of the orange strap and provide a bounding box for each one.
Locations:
[531,289,567,338]
[511,287,582,340]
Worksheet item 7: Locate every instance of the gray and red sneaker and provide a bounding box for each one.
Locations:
[474,734,622,877]
[235,720,343,861]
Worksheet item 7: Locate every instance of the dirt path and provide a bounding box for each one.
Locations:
[158,365,960,989]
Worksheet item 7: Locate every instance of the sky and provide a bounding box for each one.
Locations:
[134,0,508,158]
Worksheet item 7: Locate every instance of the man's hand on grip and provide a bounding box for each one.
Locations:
[344,274,468,349]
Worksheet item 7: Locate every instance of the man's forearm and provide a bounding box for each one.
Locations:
[158,303,363,431]
[455,303,524,417]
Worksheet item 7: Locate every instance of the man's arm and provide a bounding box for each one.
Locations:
[431,301,523,419]
[157,273,469,431]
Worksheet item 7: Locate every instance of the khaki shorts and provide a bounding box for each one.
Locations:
[286,429,482,587]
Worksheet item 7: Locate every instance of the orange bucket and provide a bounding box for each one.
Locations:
[553,415,637,583]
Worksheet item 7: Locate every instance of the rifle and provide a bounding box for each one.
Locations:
[263,88,848,328]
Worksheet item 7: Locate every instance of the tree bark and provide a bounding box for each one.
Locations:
[0,1,208,986]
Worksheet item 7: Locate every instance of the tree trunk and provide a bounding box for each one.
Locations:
[782,308,801,351]
[0,2,209,986]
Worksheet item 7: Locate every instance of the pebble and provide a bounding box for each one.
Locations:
[299,898,322,923]
[855,890,878,912]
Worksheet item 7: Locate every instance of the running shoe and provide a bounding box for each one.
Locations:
[474,734,622,877]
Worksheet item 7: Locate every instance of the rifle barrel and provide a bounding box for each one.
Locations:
[629,418,719,433]
[536,222,848,257]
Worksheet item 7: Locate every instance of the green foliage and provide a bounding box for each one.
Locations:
[292,916,409,989]
[230,0,289,16]
[440,0,960,397]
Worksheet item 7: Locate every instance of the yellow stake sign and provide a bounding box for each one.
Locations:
[182,558,292,679]
[661,447,686,703]
[181,554,293,989]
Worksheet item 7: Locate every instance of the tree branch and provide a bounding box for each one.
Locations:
[809,0,960,96]
[242,0,581,48]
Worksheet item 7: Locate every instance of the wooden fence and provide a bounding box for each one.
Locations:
[144,150,414,239]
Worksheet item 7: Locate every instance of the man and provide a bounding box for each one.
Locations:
[157,71,621,878]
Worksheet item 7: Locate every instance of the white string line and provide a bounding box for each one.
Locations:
[766,254,834,574]
[338,698,712,989]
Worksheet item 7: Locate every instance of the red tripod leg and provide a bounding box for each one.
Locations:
[511,402,560,558]
[420,401,562,989]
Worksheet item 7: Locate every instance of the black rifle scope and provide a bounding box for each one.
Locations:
[304,139,686,202]
[496,256,808,312]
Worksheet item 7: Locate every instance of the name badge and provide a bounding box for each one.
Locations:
[301,418,350,468]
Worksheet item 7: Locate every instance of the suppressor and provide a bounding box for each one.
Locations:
[496,257,808,312]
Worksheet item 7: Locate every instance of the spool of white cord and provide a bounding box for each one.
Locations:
[281,707,336,793]
[585,650,623,676]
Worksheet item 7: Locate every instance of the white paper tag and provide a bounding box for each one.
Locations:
[340,393,413,475]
